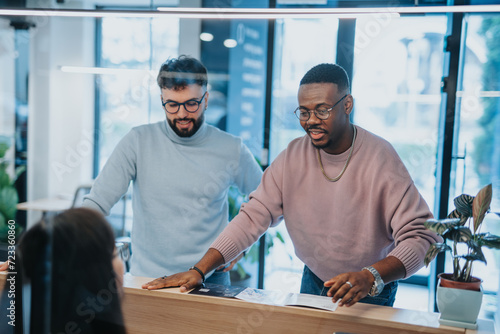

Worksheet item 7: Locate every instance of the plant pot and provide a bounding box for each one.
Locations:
[438,273,482,291]
[436,277,483,329]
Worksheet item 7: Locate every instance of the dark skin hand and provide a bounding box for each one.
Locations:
[323,256,406,307]
[142,248,225,292]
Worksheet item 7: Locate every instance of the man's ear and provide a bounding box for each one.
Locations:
[204,91,209,110]
[344,94,354,115]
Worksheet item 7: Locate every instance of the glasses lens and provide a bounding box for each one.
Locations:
[295,108,310,121]
[165,102,179,113]
[315,108,330,120]
[185,101,200,112]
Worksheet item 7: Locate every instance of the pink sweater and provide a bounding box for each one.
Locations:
[211,126,441,282]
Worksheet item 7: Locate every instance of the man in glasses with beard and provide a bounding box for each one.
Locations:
[83,55,263,285]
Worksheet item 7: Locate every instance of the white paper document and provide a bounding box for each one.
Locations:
[235,288,339,312]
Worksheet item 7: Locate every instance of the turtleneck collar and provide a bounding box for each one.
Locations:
[163,119,209,145]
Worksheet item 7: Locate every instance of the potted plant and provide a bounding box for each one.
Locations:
[0,136,24,248]
[424,183,500,329]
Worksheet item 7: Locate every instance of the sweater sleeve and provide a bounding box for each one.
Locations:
[82,130,138,216]
[233,142,263,196]
[211,152,285,263]
[387,182,443,278]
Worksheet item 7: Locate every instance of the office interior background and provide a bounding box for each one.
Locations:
[0,0,499,328]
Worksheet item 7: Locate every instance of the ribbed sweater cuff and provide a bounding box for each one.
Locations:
[388,245,422,278]
[210,235,241,264]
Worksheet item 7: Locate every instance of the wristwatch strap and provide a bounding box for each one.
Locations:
[189,266,206,283]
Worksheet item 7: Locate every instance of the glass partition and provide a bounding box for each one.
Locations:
[2,5,499,328]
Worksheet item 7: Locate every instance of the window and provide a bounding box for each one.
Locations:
[449,13,500,320]
[97,17,180,170]
[353,15,447,288]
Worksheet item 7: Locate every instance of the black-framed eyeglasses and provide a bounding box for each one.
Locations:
[293,94,348,121]
[162,91,207,114]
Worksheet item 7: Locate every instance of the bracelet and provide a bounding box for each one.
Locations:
[189,266,205,283]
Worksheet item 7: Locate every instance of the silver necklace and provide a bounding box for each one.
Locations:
[316,125,357,182]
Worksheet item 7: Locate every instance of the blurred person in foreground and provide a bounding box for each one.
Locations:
[0,207,126,333]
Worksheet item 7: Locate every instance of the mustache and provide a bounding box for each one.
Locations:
[174,118,194,123]
[306,125,326,132]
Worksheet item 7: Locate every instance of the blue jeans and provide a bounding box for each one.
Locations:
[205,268,230,286]
[300,266,398,307]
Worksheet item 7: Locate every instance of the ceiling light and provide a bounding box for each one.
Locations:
[0,5,498,19]
[200,32,214,42]
[223,39,237,48]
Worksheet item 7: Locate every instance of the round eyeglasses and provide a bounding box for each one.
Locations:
[162,91,207,114]
[294,94,348,121]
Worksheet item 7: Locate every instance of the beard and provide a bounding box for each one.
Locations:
[167,112,205,137]
[310,140,329,150]
[306,125,330,149]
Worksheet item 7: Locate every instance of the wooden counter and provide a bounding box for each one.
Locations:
[0,272,495,333]
[122,275,496,334]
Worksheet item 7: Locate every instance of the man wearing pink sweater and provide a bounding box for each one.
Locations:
[143,63,441,307]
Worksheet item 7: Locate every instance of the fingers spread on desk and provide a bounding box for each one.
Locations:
[324,272,367,307]
[142,271,202,292]
[141,276,168,290]
[142,274,184,290]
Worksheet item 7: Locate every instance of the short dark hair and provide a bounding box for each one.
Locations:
[157,55,208,90]
[300,63,350,93]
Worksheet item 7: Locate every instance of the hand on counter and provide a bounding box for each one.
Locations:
[142,271,203,292]
[323,270,373,307]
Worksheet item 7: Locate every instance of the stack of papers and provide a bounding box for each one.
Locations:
[235,287,339,312]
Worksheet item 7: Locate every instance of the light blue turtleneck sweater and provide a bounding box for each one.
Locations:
[83,120,263,278]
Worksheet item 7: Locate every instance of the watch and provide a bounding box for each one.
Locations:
[362,266,385,297]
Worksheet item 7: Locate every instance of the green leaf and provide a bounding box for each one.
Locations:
[472,184,492,232]
[0,169,10,188]
[0,186,18,219]
[424,218,461,235]
[453,194,474,217]
[275,231,285,244]
[443,226,472,243]
[461,251,487,265]
[478,233,500,249]
[447,209,468,225]
[0,138,10,159]
[424,243,450,266]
